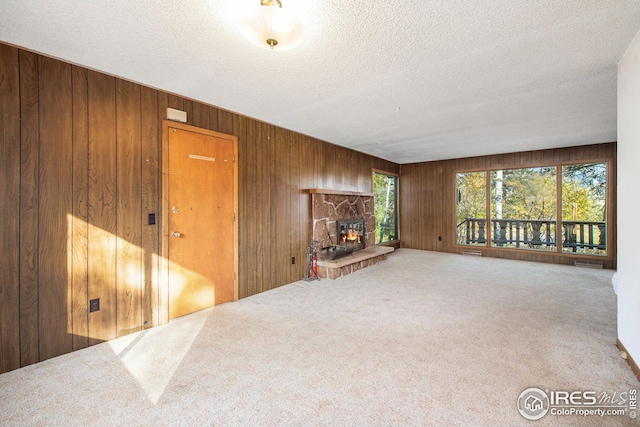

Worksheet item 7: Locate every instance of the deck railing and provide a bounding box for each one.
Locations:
[457,218,606,252]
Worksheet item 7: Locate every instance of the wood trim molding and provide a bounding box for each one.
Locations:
[617,338,640,382]
[308,188,375,197]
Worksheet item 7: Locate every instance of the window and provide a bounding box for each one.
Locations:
[561,163,607,255]
[490,167,557,251]
[455,162,607,256]
[373,171,398,244]
[455,171,486,246]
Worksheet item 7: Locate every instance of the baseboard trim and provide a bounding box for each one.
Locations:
[616,338,640,382]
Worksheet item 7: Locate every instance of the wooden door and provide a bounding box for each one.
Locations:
[164,123,237,319]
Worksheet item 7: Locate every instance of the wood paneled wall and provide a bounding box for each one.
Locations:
[1,41,615,374]
[0,43,398,373]
[399,143,617,268]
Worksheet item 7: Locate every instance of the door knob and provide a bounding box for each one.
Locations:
[172,231,182,238]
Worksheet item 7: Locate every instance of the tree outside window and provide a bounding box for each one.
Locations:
[456,171,486,246]
[373,171,398,244]
[561,163,606,255]
[490,167,557,251]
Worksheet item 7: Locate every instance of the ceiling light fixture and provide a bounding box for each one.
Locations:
[260,0,282,6]
[261,0,284,49]
[259,0,307,51]
[228,0,304,51]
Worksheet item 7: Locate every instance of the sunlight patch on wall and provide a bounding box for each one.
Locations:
[65,214,215,403]
[67,214,146,338]
[67,213,76,335]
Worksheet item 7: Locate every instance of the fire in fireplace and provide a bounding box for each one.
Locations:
[336,218,365,251]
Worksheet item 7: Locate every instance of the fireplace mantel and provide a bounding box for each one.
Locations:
[307,188,375,197]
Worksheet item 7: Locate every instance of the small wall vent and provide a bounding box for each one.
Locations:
[462,250,483,256]
[574,260,603,269]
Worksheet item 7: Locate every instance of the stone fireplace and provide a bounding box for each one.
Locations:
[309,189,393,279]
[310,190,375,252]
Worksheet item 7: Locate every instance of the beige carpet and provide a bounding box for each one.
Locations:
[0,249,637,426]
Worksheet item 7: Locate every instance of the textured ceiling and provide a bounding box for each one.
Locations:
[2,0,640,163]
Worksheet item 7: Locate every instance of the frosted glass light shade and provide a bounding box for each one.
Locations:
[232,0,304,51]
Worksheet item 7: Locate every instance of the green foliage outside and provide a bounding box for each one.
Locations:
[490,167,556,220]
[456,172,486,224]
[373,172,398,244]
[561,163,606,255]
[561,163,606,222]
[455,171,486,245]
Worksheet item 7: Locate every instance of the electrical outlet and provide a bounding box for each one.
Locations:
[148,213,156,225]
[291,257,295,265]
[89,298,100,313]
[438,236,442,241]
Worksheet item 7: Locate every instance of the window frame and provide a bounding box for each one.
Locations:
[453,159,611,260]
[372,169,400,246]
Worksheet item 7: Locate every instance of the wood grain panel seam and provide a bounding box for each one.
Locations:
[19,49,42,366]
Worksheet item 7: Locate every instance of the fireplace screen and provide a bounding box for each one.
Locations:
[336,218,365,251]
